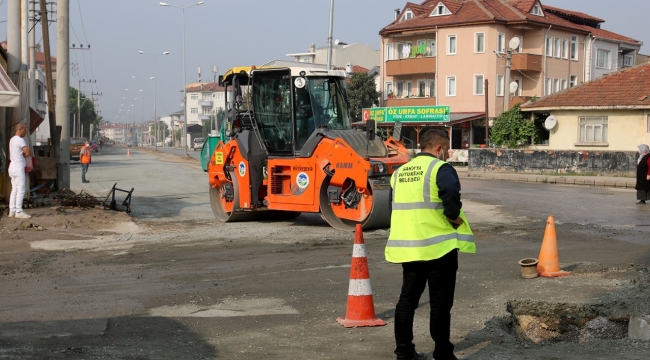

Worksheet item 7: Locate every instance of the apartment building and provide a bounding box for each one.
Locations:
[185,82,225,126]
[379,0,640,148]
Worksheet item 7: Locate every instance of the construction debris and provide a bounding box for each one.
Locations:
[57,190,103,209]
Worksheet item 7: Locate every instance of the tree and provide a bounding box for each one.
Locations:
[68,87,99,138]
[490,104,536,148]
[346,72,381,122]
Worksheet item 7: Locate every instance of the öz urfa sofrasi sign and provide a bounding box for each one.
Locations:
[362,106,450,123]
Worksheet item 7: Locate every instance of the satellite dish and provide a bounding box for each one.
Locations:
[544,115,557,130]
[509,37,520,51]
[335,39,340,45]
[509,81,519,94]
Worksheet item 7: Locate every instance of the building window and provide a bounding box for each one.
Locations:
[553,79,560,93]
[406,81,413,97]
[496,75,504,96]
[545,36,553,57]
[203,94,211,100]
[417,80,427,97]
[385,82,393,99]
[428,79,435,97]
[397,42,411,59]
[446,76,456,96]
[497,32,505,53]
[396,81,404,97]
[531,3,543,16]
[401,9,414,21]
[570,35,578,60]
[561,79,568,90]
[386,43,394,61]
[427,39,436,57]
[647,115,650,132]
[579,117,608,143]
[624,55,634,67]
[554,38,561,58]
[203,108,211,115]
[431,3,451,16]
[37,84,43,101]
[447,35,457,55]
[475,33,485,53]
[474,74,484,95]
[569,75,578,87]
[561,39,569,59]
[596,49,611,69]
[190,108,198,114]
[544,78,551,96]
[190,94,198,100]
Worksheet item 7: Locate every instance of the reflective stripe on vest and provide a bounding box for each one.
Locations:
[386,155,476,263]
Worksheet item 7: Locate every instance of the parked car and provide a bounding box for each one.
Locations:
[70,137,88,161]
[192,137,205,151]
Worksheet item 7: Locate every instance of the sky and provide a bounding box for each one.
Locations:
[2,0,650,124]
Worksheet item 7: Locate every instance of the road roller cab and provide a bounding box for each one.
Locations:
[207,66,411,231]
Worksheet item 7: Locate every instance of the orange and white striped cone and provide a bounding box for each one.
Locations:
[337,224,386,328]
[126,148,131,156]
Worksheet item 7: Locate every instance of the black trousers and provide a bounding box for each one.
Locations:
[394,250,458,360]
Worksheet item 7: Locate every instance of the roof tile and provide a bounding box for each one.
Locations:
[522,63,650,109]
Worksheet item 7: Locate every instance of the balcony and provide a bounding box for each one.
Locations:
[198,115,210,120]
[199,100,213,107]
[511,53,542,72]
[385,96,436,107]
[386,56,436,76]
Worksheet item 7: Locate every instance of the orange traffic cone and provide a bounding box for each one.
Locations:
[337,224,386,328]
[537,215,571,277]
[126,148,131,157]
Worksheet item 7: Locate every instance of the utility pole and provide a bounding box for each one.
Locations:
[29,0,37,111]
[40,0,57,152]
[504,48,512,112]
[326,0,334,70]
[484,78,489,146]
[56,0,70,190]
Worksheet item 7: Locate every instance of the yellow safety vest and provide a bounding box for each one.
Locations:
[385,155,476,263]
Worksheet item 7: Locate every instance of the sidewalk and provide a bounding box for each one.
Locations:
[456,166,636,189]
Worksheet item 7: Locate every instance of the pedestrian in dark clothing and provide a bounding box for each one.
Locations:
[385,129,476,360]
[636,144,650,204]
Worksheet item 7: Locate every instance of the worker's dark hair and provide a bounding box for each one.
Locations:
[420,129,449,151]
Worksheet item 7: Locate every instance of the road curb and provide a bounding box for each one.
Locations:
[465,173,635,189]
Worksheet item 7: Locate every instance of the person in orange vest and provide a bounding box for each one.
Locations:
[80,140,92,183]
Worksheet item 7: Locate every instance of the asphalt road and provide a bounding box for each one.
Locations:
[1,145,648,359]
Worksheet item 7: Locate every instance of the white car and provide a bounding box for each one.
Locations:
[192,138,205,151]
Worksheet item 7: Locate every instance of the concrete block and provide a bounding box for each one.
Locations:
[628,315,650,341]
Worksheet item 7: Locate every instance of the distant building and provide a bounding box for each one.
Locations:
[377,0,642,149]
[185,82,225,126]
[521,62,650,151]
[286,42,379,70]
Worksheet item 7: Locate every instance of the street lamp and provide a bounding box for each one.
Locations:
[139,50,170,151]
[160,1,205,155]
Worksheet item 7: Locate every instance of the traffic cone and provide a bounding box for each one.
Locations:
[126,148,131,156]
[537,215,571,277]
[337,224,386,328]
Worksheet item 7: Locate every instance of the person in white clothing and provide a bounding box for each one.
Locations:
[8,123,32,219]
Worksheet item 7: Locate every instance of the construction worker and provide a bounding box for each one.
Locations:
[80,140,92,183]
[385,129,476,360]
